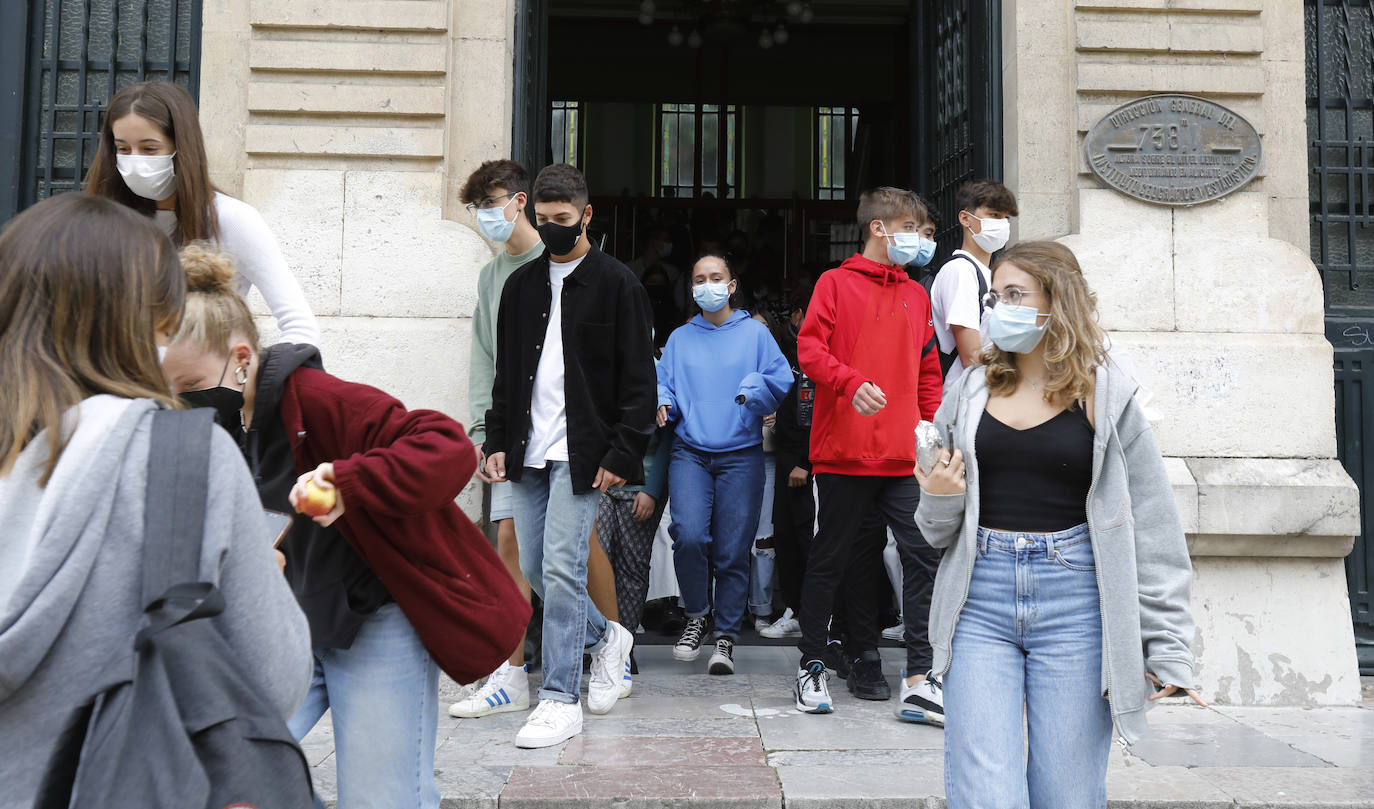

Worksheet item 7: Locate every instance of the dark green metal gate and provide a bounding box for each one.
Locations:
[913,0,1003,259]
[1306,0,1374,673]
[0,0,202,223]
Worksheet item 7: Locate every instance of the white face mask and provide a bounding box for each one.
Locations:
[116,153,177,201]
[967,214,1010,254]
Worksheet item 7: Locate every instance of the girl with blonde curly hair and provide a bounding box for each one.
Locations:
[914,240,1203,809]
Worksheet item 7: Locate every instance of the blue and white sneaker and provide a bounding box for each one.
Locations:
[795,660,833,714]
[448,663,529,718]
[895,670,944,726]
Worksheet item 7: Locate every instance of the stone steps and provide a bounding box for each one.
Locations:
[300,647,1374,808]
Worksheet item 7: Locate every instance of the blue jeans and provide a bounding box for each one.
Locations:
[287,603,440,809]
[668,442,765,640]
[943,523,1112,809]
[511,461,609,703]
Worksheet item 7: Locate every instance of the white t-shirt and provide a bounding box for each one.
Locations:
[525,254,585,468]
[157,193,321,346]
[930,249,992,392]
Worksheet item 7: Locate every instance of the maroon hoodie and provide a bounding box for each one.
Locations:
[278,365,530,684]
[798,253,943,476]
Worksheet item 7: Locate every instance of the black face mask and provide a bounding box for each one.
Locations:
[178,354,246,434]
[180,385,246,433]
[538,218,585,256]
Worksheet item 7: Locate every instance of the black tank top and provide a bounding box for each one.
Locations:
[977,405,1094,533]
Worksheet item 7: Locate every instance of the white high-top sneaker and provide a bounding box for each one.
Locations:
[448,662,530,718]
[587,621,634,714]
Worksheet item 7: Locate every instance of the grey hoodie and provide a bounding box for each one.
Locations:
[0,396,312,807]
[915,363,1196,745]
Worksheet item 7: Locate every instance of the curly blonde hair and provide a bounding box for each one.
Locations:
[979,241,1107,405]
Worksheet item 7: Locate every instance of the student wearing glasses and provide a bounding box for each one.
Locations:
[915,241,1202,809]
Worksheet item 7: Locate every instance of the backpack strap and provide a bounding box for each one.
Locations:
[951,250,990,315]
[142,408,215,608]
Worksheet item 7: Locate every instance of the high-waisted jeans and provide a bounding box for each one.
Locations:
[943,523,1113,809]
[668,442,765,640]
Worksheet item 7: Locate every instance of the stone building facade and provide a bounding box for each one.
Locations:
[194,0,1361,705]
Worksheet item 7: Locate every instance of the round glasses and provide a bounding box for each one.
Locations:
[985,288,1042,307]
[464,192,517,216]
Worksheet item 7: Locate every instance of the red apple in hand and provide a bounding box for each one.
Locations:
[298,479,337,517]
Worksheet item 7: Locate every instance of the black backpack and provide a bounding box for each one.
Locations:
[36,408,314,809]
[919,251,988,378]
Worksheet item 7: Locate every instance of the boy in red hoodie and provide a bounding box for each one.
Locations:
[792,187,945,724]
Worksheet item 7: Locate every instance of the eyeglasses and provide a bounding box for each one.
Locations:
[984,288,1042,307]
[464,192,517,216]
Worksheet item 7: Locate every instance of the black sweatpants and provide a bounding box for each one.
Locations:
[797,473,940,674]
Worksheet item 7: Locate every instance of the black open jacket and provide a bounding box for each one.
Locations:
[484,242,656,494]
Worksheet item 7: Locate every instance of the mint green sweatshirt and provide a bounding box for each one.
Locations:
[468,240,544,446]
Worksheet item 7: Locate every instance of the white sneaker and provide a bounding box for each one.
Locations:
[760,608,801,639]
[754,616,773,633]
[514,699,583,748]
[449,663,529,718]
[794,661,833,714]
[587,621,634,714]
[895,671,945,726]
[673,616,709,661]
[881,619,905,642]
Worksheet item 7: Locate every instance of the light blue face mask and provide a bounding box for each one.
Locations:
[908,235,937,268]
[475,197,518,243]
[693,281,731,312]
[986,303,1051,354]
[880,225,936,268]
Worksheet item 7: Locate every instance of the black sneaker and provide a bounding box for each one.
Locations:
[708,638,735,675]
[846,651,891,700]
[673,616,709,661]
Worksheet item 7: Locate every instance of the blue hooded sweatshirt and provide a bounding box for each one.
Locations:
[657,310,793,453]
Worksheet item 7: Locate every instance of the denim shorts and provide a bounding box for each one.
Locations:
[490,480,514,522]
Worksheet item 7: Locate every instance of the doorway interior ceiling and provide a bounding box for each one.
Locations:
[550,0,911,26]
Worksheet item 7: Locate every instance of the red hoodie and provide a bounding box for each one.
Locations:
[279,367,530,684]
[798,254,943,476]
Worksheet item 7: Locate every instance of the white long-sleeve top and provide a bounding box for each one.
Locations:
[157,193,320,346]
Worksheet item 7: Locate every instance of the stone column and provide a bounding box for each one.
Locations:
[200,0,515,517]
[1004,0,1361,704]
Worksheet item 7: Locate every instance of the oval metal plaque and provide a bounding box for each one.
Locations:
[1083,94,1262,207]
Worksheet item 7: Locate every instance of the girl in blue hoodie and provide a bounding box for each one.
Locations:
[657,255,792,674]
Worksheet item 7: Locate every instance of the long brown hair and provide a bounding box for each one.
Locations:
[0,193,185,484]
[980,241,1107,406]
[84,81,220,244]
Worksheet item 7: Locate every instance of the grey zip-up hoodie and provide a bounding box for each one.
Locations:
[0,396,312,807]
[915,363,1195,745]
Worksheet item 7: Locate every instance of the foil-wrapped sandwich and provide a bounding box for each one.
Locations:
[915,420,944,475]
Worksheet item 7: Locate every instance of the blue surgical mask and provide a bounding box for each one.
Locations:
[909,236,937,267]
[475,197,518,242]
[879,225,935,267]
[693,281,731,312]
[986,303,1051,354]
